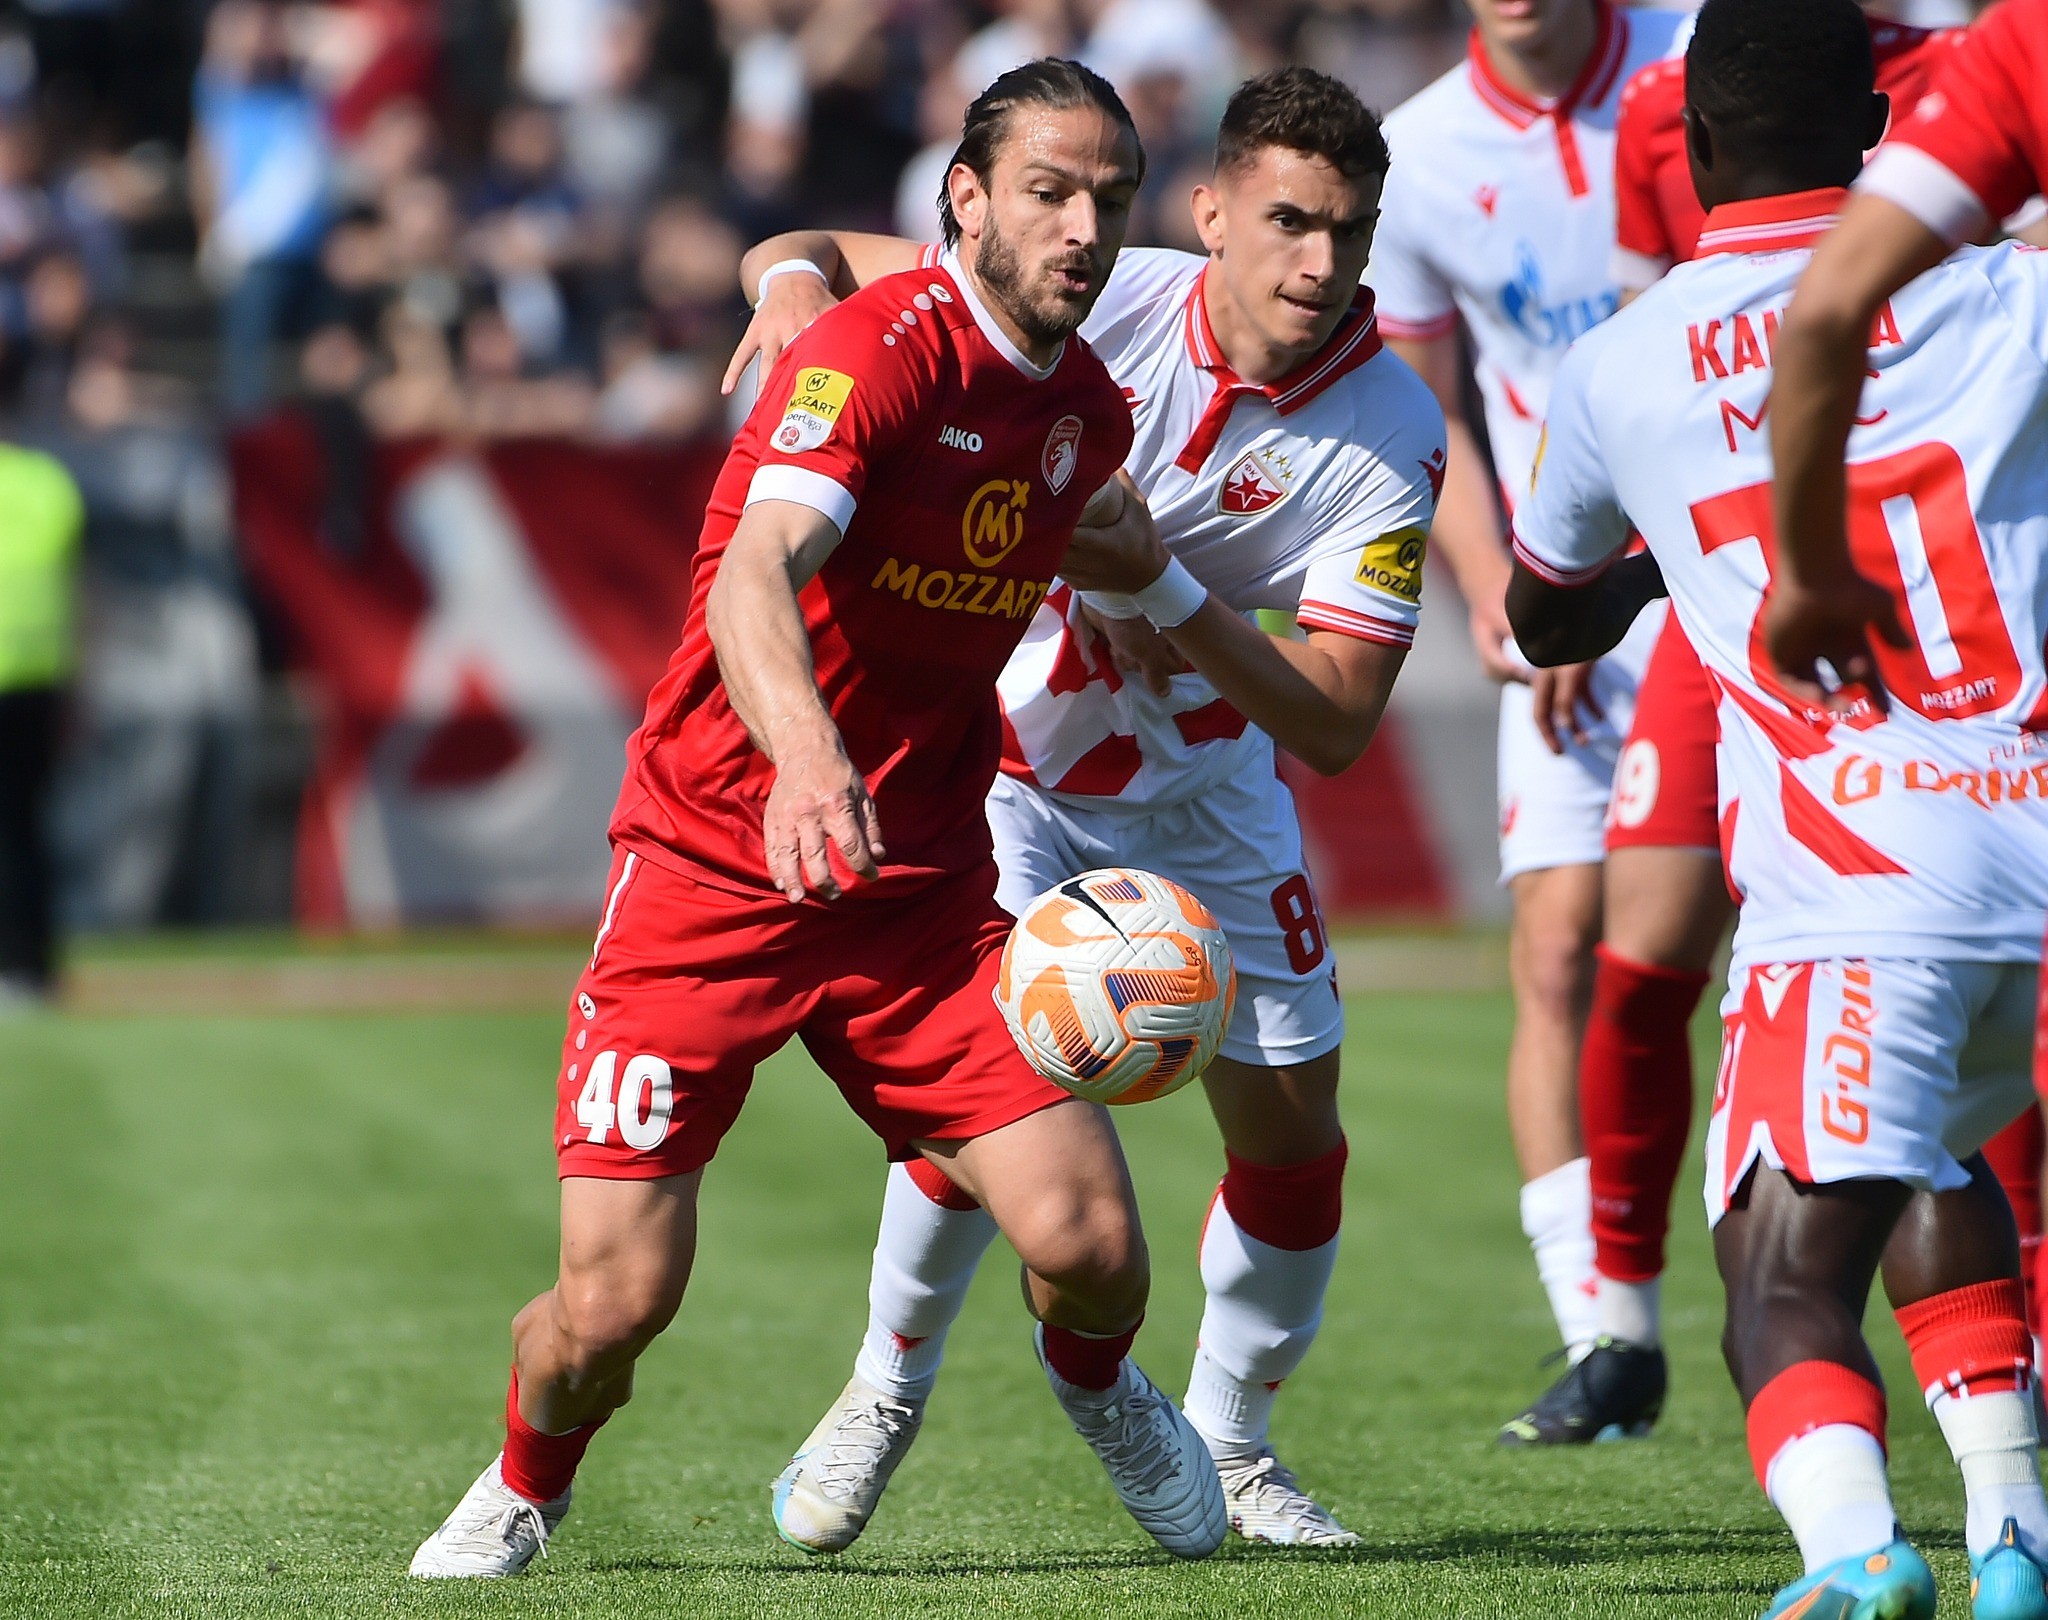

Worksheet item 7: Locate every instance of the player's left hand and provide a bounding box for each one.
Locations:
[1080,601,1186,697]
[1531,661,1602,755]
[723,268,838,395]
[1059,472,1172,594]
[1761,572,1908,716]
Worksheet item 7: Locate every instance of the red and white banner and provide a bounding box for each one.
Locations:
[232,417,717,928]
[232,414,1455,929]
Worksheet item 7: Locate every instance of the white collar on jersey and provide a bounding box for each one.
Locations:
[937,245,1063,381]
[1465,0,1627,128]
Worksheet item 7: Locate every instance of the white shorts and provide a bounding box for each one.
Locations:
[1703,955,2040,1226]
[1495,604,1662,883]
[986,770,1343,1069]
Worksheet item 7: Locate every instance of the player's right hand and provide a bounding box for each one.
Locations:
[1081,602,1186,698]
[723,271,839,396]
[1761,571,1908,716]
[762,741,885,902]
[1467,579,1528,684]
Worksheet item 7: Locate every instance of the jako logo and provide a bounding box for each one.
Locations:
[939,425,984,452]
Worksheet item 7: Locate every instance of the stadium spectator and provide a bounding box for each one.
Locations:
[0,432,80,1000]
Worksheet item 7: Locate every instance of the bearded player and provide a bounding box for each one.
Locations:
[728,67,1443,1548]
[1509,1,2048,1611]
[408,60,1238,1577]
[1362,0,1685,1437]
[1504,0,2048,1447]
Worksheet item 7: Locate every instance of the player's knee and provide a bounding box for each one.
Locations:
[1011,1193,1150,1312]
[1511,930,1595,1026]
[554,1266,684,1369]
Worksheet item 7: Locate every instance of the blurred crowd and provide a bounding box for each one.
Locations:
[0,0,1994,977]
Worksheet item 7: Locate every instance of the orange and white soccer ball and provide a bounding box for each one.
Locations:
[994,868,1237,1106]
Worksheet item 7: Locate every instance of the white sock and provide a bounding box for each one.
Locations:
[1928,1385,2048,1560]
[1597,1274,1662,1349]
[851,1162,999,1403]
[1765,1424,1898,1574]
[1520,1158,1599,1362]
[1182,1196,1339,1459]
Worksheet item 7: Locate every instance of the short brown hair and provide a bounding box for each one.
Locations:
[1214,67,1388,181]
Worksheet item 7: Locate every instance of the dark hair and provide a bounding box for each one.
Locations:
[1687,0,1874,159]
[1215,66,1389,181]
[937,58,1143,249]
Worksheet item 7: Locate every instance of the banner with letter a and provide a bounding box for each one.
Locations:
[231,414,718,928]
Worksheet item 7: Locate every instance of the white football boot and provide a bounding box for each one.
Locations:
[409,1455,568,1578]
[1036,1326,1228,1560]
[1213,1446,1360,1546]
[771,1375,924,1553]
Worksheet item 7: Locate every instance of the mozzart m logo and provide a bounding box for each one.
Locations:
[961,479,1030,568]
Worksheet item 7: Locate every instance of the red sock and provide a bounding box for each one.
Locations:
[501,1370,608,1505]
[1895,1278,2033,1400]
[1581,946,1709,1284]
[1984,1109,2044,1334]
[1746,1360,1888,1490]
[1042,1321,1140,1391]
[905,1155,982,1211]
[1218,1140,1347,1251]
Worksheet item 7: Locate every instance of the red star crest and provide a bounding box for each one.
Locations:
[1218,452,1285,516]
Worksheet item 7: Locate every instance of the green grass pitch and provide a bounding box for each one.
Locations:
[0,967,1988,1617]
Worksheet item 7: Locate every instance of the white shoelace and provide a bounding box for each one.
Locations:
[1217,1451,1348,1537]
[810,1398,918,1502]
[1078,1382,1183,1497]
[448,1495,552,1563]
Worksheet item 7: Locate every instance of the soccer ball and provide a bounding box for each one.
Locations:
[994,867,1237,1106]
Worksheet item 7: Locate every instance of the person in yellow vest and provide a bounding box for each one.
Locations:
[0,441,82,1002]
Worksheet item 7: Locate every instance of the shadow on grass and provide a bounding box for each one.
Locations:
[577,1521,1872,1582]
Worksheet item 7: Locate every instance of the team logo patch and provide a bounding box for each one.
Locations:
[774,367,855,454]
[1042,415,1083,494]
[962,478,1030,568]
[1219,451,1286,516]
[1354,525,1427,603]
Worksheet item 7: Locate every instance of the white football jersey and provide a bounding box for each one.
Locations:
[920,244,1447,806]
[1369,0,1684,505]
[1513,188,2048,968]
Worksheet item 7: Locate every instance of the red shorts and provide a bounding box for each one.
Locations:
[1605,613,1722,853]
[554,845,1071,1180]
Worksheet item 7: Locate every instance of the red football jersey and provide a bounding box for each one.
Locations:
[1613,18,1957,288]
[1869,0,2048,240]
[611,260,1134,898]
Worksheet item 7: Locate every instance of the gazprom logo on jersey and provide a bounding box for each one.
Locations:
[1499,244,1616,349]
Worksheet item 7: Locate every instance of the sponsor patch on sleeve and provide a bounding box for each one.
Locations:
[1353,525,1427,602]
[772,367,856,454]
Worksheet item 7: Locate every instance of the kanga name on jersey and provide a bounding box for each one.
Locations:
[924,245,1445,807]
[1369,0,1683,507]
[611,255,1131,895]
[1513,187,2048,968]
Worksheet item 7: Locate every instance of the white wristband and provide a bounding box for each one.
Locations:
[754,258,827,308]
[1078,589,1144,620]
[1132,557,1208,629]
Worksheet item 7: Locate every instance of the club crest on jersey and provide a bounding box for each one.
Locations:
[1219,450,1287,516]
[962,478,1029,568]
[774,367,855,453]
[1042,415,1082,494]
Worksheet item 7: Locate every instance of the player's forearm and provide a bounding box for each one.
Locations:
[738,232,854,303]
[1770,199,1947,588]
[705,509,848,767]
[1428,418,1511,603]
[1504,554,1665,667]
[1162,603,1401,776]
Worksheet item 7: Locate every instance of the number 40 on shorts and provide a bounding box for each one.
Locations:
[574,1051,675,1150]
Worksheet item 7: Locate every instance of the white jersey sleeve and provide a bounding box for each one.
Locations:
[1968,242,2048,367]
[1508,323,1635,586]
[1295,373,1447,647]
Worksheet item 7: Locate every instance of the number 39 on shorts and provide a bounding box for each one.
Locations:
[574,1051,675,1151]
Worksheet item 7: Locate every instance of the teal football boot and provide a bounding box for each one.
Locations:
[1758,1541,1934,1620]
[1971,1518,2048,1620]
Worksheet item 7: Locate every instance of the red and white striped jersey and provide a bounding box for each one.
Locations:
[1368,0,1683,508]
[924,244,1445,806]
[1513,188,2048,968]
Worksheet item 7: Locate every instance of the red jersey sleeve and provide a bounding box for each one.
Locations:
[745,297,940,533]
[1613,60,1681,286]
[1871,0,2046,241]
